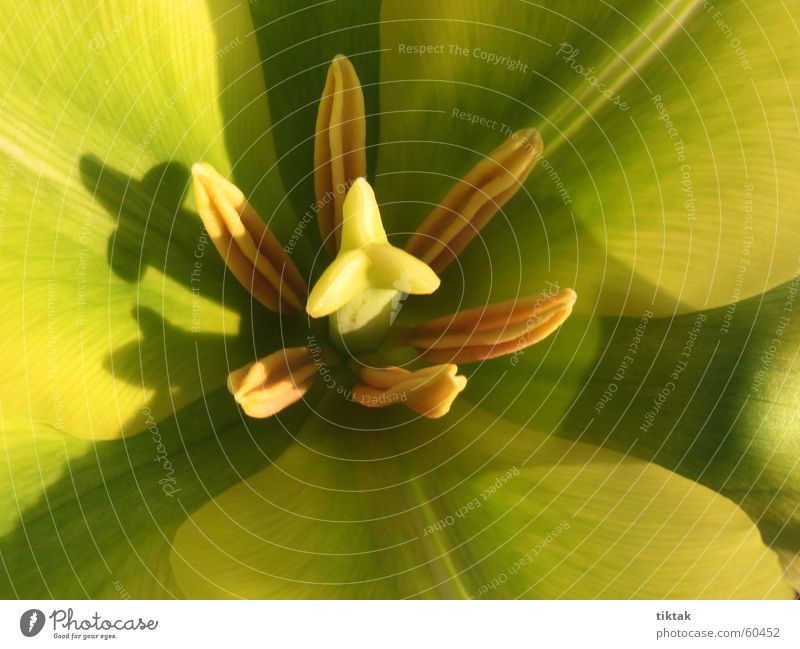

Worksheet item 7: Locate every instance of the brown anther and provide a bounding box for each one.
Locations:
[353,364,467,419]
[191,162,307,313]
[405,128,543,274]
[410,288,576,364]
[227,347,316,418]
[314,54,367,254]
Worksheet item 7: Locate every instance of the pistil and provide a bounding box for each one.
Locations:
[306,178,440,353]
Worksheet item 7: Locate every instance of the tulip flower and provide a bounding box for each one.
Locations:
[0,1,798,599]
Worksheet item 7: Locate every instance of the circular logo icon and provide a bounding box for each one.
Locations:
[20,609,45,637]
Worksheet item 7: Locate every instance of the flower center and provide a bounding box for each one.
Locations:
[191,53,575,421]
[305,178,440,354]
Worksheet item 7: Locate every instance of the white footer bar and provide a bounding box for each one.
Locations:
[2,600,797,648]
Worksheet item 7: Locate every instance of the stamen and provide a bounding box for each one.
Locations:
[354,364,467,419]
[314,54,367,254]
[307,178,439,352]
[227,347,316,418]
[410,288,576,363]
[192,162,307,313]
[405,129,543,274]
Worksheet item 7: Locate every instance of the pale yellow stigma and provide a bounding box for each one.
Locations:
[306,179,439,318]
[191,162,307,313]
[405,128,543,274]
[306,178,440,352]
[314,53,367,254]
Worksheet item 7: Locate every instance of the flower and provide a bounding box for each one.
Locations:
[192,53,570,420]
[1,0,798,599]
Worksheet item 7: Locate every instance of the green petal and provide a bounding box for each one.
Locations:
[171,399,790,598]
[482,278,800,589]
[376,1,800,316]
[373,0,645,313]
[0,388,303,598]
[547,1,800,315]
[0,1,299,438]
[461,312,604,433]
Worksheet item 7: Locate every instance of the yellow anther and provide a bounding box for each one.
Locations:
[406,129,543,274]
[227,347,316,418]
[411,288,576,363]
[354,364,467,419]
[314,54,367,254]
[191,162,307,313]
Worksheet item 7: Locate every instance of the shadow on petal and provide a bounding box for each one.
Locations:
[0,389,299,598]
